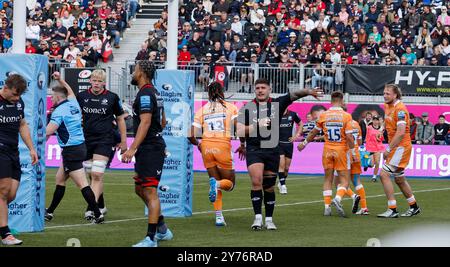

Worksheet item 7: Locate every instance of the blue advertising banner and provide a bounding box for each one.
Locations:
[145,69,195,217]
[0,54,47,232]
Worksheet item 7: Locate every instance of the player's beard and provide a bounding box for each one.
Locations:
[131,76,138,86]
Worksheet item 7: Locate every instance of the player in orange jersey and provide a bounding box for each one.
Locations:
[189,82,245,226]
[298,91,355,217]
[377,84,420,218]
[347,119,369,215]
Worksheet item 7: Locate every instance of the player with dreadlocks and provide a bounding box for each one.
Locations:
[189,82,245,227]
[121,60,172,247]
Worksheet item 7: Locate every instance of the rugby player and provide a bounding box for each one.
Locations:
[298,91,354,217]
[237,79,322,230]
[76,69,128,220]
[278,108,303,194]
[0,74,38,245]
[45,72,103,224]
[121,61,172,247]
[378,84,420,218]
[189,82,245,226]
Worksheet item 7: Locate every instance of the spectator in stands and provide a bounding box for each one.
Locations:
[98,0,111,20]
[81,42,97,67]
[63,41,80,62]
[66,19,81,43]
[416,112,435,145]
[402,46,417,65]
[434,115,450,145]
[410,113,418,144]
[89,31,103,59]
[49,40,63,59]
[2,31,12,53]
[53,19,68,45]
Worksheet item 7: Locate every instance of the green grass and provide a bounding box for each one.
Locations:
[14,169,450,247]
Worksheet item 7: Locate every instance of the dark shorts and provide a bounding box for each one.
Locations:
[134,143,166,188]
[246,148,280,173]
[86,141,114,160]
[279,143,294,159]
[62,143,87,174]
[0,148,21,181]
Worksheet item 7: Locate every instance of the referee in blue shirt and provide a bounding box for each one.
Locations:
[45,72,103,224]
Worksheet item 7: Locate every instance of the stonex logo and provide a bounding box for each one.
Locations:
[395,70,450,86]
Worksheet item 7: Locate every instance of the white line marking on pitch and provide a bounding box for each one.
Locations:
[45,176,320,187]
[45,187,450,230]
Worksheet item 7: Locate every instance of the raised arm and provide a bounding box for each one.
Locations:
[52,71,76,99]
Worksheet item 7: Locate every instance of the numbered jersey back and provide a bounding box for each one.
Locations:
[193,101,238,144]
[316,107,353,148]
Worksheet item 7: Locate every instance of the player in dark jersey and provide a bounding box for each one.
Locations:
[236,78,322,230]
[278,109,303,194]
[76,69,128,220]
[121,60,172,247]
[0,74,38,245]
[45,72,103,224]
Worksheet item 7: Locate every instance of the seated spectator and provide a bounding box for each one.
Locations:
[63,41,81,62]
[2,31,12,53]
[80,42,97,67]
[434,115,449,145]
[402,46,417,65]
[416,112,435,145]
[410,113,418,144]
[25,39,37,54]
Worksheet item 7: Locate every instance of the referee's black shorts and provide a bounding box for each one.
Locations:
[279,142,294,159]
[246,147,280,173]
[134,143,166,188]
[62,143,87,174]
[0,146,21,181]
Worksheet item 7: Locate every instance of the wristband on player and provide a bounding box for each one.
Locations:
[386,146,391,153]
[351,149,357,156]
[302,140,309,146]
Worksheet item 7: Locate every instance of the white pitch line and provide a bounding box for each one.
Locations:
[45,187,450,230]
[45,176,320,187]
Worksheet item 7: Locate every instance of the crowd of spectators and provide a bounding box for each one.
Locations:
[134,0,450,91]
[0,0,134,67]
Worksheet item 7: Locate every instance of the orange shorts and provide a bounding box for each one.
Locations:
[386,145,412,169]
[322,147,350,171]
[201,141,233,170]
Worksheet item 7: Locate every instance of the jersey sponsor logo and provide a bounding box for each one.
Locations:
[0,114,22,123]
[82,106,107,114]
[140,95,151,110]
[70,106,80,115]
[397,110,406,120]
[280,122,293,128]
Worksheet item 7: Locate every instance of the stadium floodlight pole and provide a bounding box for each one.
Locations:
[12,0,27,54]
[166,0,178,70]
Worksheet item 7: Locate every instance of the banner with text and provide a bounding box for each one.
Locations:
[1,54,48,232]
[62,68,104,95]
[345,65,450,96]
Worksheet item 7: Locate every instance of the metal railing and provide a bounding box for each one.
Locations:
[119,60,344,101]
[52,60,447,107]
